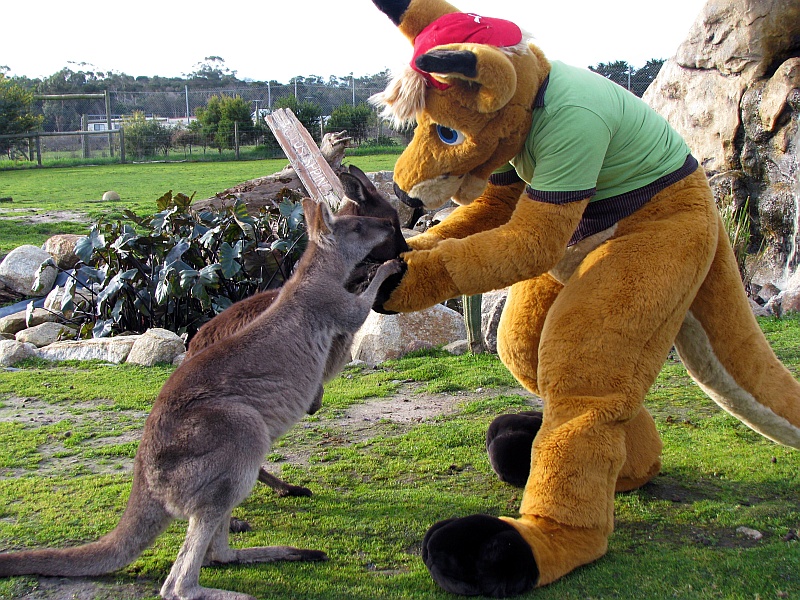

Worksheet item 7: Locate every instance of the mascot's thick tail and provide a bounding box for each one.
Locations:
[0,475,171,577]
[676,215,800,448]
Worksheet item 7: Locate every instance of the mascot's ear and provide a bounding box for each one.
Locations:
[418,44,517,113]
[372,0,459,40]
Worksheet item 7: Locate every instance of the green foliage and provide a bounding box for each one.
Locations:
[61,190,308,338]
[718,196,766,292]
[589,58,665,97]
[0,74,43,158]
[196,94,260,152]
[326,103,375,144]
[273,95,322,141]
[121,111,172,158]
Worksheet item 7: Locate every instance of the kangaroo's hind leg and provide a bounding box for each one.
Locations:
[209,511,327,567]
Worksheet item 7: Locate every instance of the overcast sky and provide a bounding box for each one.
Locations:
[4,0,707,82]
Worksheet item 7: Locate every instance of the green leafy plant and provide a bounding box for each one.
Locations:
[56,190,307,338]
[121,111,172,158]
[718,195,767,294]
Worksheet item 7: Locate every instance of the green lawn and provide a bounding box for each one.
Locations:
[0,154,400,254]
[0,324,798,600]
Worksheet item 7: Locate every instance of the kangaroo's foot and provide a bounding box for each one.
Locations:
[486,411,543,488]
[257,468,313,497]
[422,515,538,597]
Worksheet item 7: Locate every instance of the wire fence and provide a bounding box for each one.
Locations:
[4,73,654,167]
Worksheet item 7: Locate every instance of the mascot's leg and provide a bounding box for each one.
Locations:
[422,170,718,596]
[490,275,663,493]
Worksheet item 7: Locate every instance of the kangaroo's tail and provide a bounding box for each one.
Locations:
[0,472,172,577]
[675,215,800,448]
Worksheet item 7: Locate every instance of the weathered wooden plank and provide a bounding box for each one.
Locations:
[264,108,345,210]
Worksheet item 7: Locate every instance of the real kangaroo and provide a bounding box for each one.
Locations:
[187,164,409,498]
[0,197,403,600]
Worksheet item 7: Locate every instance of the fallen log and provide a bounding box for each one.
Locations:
[192,127,351,215]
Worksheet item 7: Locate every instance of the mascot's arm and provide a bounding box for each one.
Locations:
[384,196,588,312]
[407,180,526,250]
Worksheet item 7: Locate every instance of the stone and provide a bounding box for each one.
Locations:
[644,0,800,285]
[481,289,509,354]
[126,328,186,366]
[103,190,121,201]
[35,335,140,364]
[1,308,62,336]
[43,234,84,270]
[0,245,58,296]
[350,304,467,364]
[443,339,469,355]
[0,339,37,366]
[16,322,75,347]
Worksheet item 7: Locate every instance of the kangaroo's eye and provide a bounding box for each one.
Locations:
[436,125,465,146]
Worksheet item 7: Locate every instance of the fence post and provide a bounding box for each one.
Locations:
[105,90,114,157]
[119,128,126,164]
[463,294,485,354]
[35,135,42,167]
[81,114,88,158]
[234,121,240,159]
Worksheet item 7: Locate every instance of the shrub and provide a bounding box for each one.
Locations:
[122,111,172,158]
[53,191,307,339]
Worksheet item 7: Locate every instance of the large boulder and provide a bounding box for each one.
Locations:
[43,234,84,270]
[644,0,800,285]
[351,304,467,364]
[35,335,140,364]
[126,328,186,366]
[0,339,37,366]
[16,322,75,347]
[0,245,58,296]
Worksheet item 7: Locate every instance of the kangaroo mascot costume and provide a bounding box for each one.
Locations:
[368,0,800,596]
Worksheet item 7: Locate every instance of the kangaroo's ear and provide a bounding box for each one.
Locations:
[418,44,517,113]
[340,165,378,206]
[318,201,335,236]
[303,198,330,242]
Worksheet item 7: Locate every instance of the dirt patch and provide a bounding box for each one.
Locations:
[12,576,159,600]
[0,208,88,224]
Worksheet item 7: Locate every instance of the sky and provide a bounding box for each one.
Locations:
[3,0,708,83]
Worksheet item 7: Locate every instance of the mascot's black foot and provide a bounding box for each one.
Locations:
[486,411,543,488]
[422,515,538,597]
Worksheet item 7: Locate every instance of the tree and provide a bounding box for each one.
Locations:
[589,59,665,97]
[195,94,255,152]
[326,103,374,144]
[0,73,43,159]
[123,111,172,158]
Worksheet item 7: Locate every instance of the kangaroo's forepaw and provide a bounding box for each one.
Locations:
[486,411,543,488]
[422,515,538,597]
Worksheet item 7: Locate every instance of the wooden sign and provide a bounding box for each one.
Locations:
[264,108,345,210]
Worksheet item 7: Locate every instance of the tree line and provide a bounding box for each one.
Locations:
[1,56,665,160]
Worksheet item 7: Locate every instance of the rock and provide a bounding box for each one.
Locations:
[735,526,763,540]
[103,190,121,201]
[644,0,800,284]
[1,308,62,336]
[172,352,186,367]
[350,304,467,364]
[748,297,770,317]
[0,311,28,335]
[0,339,37,366]
[481,289,509,354]
[780,288,800,314]
[43,234,84,270]
[443,339,469,355]
[16,322,75,347]
[0,245,58,296]
[126,328,186,366]
[756,282,781,303]
[35,335,141,364]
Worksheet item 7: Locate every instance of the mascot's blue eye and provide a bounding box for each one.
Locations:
[436,125,465,146]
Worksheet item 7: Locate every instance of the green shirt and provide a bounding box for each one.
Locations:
[501,61,691,202]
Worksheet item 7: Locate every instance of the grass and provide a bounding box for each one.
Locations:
[0,153,401,255]
[0,319,799,599]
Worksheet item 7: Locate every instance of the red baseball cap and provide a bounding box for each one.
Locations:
[412,12,523,89]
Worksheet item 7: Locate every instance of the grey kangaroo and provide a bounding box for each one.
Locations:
[0,198,403,600]
[187,164,409,499]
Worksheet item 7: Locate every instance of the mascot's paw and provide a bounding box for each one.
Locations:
[486,411,543,488]
[422,515,538,597]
